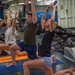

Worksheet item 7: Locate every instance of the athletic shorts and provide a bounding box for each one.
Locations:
[41,56,53,68]
[16,41,37,60]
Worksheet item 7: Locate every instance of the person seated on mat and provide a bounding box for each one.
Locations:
[22,1,58,75]
[0,10,27,56]
[6,0,38,67]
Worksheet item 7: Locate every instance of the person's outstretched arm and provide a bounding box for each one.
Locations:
[26,0,29,14]
[41,4,52,30]
[7,10,12,26]
[0,20,6,27]
[49,3,58,32]
[12,10,18,29]
[31,0,37,23]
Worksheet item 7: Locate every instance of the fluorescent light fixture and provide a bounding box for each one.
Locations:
[48,1,53,3]
[47,0,56,2]
[28,1,31,3]
[2,0,13,3]
[11,4,17,6]
[9,0,13,1]
[11,4,14,6]
[45,0,56,5]
[46,0,55,1]
[19,3,25,5]
[37,0,42,2]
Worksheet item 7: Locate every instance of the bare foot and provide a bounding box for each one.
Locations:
[68,67,73,75]
[6,62,17,67]
[52,54,56,63]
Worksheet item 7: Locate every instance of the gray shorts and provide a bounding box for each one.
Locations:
[41,56,53,68]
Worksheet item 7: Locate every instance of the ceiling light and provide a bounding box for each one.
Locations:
[37,0,42,2]
[19,3,25,5]
[11,4,14,6]
[2,0,13,3]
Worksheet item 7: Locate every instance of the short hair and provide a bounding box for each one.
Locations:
[27,12,32,17]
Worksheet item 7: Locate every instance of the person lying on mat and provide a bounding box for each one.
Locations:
[22,1,58,75]
[0,10,27,56]
[6,0,38,67]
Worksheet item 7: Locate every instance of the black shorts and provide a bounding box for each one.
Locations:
[8,44,13,46]
[16,41,37,59]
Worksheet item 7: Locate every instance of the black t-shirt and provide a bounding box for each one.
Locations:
[38,30,55,57]
[24,22,38,45]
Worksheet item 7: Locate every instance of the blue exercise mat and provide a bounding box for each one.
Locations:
[0,63,23,74]
[52,59,64,66]
[0,59,64,74]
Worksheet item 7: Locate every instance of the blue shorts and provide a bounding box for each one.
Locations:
[41,56,53,68]
[17,41,37,60]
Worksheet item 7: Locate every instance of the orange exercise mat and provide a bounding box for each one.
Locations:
[0,55,28,63]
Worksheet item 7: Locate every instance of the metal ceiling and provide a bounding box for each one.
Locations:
[1,0,55,5]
